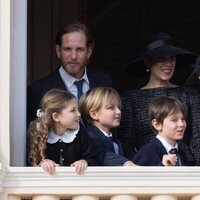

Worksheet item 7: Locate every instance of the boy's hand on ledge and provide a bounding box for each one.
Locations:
[124,161,138,166]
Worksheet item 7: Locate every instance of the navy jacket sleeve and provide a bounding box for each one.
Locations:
[132,145,163,166]
[87,125,129,166]
[79,125,97,166]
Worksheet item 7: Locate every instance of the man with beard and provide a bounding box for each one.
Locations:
[27,22,112,126]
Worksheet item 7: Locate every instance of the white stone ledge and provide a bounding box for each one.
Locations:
[1,166,200,197]
[0,164,4,193]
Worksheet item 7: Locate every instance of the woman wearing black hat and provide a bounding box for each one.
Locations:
[118,32,200,165]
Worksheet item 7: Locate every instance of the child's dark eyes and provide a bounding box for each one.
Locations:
[70,108,76,112]
[170,117,177,120]
[106,105,121,110]
[108,106,114,109]
[171,119,177,122]
[170,118,185,122]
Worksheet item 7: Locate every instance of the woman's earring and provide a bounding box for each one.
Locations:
[146,67,150,72]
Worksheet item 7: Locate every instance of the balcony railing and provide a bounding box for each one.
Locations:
[1,164,200,200]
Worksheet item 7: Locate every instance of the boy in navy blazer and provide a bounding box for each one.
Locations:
[79,87,136,166]
[132,96,194,166]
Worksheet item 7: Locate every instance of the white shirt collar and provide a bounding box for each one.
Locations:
[80,67,89,84]
[59,66,89,88]
[99,128,113,138]
[47,126,80,144]
[156,134,178,154]
[99,128,119,154]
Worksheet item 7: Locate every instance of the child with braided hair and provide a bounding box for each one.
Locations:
[28,88,96,174]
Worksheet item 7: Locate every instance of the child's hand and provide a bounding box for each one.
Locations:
[124,161,138,166]
[162,154,178,166]
[71,159,88,174]
[40,159,59,174]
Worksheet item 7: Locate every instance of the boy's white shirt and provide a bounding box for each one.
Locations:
[99,128,119,155]
[156,134,179,154]
[99,127,133,166]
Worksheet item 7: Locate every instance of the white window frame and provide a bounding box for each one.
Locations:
[0,0,27,166]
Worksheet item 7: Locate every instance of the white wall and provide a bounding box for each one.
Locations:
[10,0,27,166]
[0,0,11,167]
[0,0,27,166]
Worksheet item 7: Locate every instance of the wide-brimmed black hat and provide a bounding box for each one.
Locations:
[126,32,196,76]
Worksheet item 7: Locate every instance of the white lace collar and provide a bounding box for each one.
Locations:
[47,126,79,144]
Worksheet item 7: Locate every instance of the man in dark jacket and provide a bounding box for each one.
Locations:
[27,22,112,126]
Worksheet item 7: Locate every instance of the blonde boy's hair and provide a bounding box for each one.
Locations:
[79,87,121,123]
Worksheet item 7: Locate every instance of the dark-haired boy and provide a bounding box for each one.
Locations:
[132,96,194,166]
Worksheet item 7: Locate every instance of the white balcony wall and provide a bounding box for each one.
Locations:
[0,0,11,167]
[0,167,200,200]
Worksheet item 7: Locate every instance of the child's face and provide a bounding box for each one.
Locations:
[53,98,80,134]
[91,98,121,132]
[153,112,186,146]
